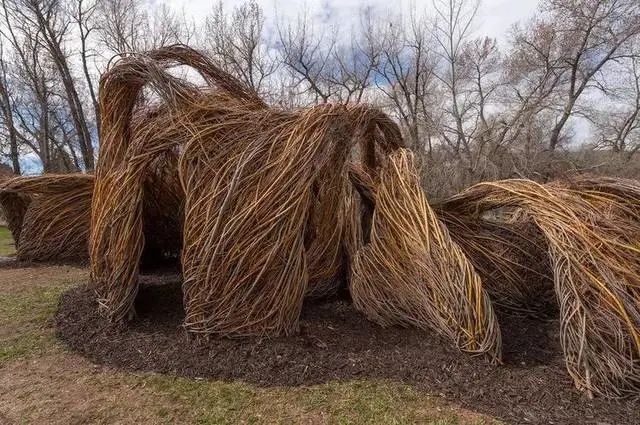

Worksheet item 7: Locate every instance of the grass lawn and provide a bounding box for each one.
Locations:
[0,226,15,256]
[0,264,501,424]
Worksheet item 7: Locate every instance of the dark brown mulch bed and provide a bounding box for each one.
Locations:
[55,275,639,425]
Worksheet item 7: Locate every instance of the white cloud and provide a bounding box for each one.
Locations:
[165,0,540,44]
[476,0,539,40]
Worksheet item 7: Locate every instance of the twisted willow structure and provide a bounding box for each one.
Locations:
[0,174,93,262]
[441,178,640,397]
[0,44,622,399]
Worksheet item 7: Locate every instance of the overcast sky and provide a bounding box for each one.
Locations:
[164,0,541,43]
[160,0,595,142]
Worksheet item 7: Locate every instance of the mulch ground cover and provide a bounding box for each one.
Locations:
[55,274,639,425]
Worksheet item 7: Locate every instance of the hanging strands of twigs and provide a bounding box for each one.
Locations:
[0,168,30,246]
[441,178,640,397]
[0,174,93,262]
[349,149,502,362]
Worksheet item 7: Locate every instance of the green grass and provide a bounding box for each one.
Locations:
[0,283,73,365]
[0,225,15,256]
[142,375,483,424]
[0,331,56,364]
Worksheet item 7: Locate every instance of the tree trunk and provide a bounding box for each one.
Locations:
[9,125,20,174]
[548,100,576,151]
[0,79,20,174]
[33,5,95,171]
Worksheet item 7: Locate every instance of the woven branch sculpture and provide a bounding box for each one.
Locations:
[0,174,93,262]
[90,45,494,345]
[441,178,640,398]
[0,168,29,245]
[436,208,553,313]
[349,149,502,362]
[82,45,640,399]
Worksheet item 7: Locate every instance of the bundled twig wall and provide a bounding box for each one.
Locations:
[0,169,30,246]
[0,174,93,262]
[180,103,351,335]
[441,178,640,398]
[91,45,272,321]
[180,102,404,335]
[350,149,502,361]
[436,209,553,314]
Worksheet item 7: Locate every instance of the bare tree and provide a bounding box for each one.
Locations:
[6,0,95,170]
[325,7,382,104]
[592,55,640,159]
[94,0,145,53]
[457,36,505,176]
[277,10,337,104]
[70,0,100,132]
[0,39,21,173]
[500,20,566,147]
[202,0,277,95]
[1,0,53,171]
[432,0,480,162]
[515,0,640,150]
[277,6,384,106]
[95,0,192,55]
[427,0,512,185]
[146,4,193,49]
[374,9,441,156]
[1,0,85,172]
